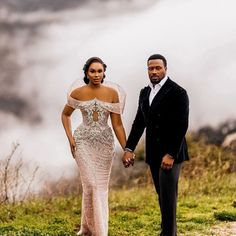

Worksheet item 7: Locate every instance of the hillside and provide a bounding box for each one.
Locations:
[0,136,236,235]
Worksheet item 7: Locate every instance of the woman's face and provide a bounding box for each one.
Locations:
[87,62,104,85]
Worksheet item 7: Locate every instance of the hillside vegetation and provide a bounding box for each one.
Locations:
[0,135,235,235]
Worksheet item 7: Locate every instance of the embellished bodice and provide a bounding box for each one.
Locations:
[77,98,118,127]
[68,97,122,152]
[67,97,122,127]
[66,81,126,147]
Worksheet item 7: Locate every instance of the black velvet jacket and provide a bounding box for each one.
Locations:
[126,78,189,166]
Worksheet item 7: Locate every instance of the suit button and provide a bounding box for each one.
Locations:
[157,138,160,142]
[155,125,159,129]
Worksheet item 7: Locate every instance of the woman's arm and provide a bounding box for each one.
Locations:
[61,105,76,158]
[110,112,126,149]
[109,88,126,149]
[110,113,135,167]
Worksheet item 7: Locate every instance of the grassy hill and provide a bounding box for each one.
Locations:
[0,186,235,235]
[0,136,236,235]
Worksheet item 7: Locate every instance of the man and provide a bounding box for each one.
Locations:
[123,54,189,236]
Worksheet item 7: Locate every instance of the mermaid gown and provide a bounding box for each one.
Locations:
[67,83,125,236]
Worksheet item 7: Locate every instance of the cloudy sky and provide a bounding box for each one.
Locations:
[1,0,236,177]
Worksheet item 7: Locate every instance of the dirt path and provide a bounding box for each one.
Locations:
[209,222,236,236]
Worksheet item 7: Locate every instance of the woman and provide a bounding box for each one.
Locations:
[61,57,129,236]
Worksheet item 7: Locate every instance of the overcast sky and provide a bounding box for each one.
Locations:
[1,0,236,178]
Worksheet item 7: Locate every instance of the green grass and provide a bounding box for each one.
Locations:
[1,137,236,235]
[0,182,235,236]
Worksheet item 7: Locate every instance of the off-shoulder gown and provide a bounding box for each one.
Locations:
[67,86,124,236]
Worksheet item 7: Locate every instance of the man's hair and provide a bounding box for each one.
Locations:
[147,54,167,67]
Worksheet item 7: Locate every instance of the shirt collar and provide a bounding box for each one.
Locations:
[148,75,168,89]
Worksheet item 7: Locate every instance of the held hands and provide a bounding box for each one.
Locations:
[122,150,135,168]
[69,138,76,159]
[161,154,174,170]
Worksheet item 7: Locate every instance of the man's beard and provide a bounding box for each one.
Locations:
[150,76,162,84]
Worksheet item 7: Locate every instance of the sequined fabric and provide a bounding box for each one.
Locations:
[67,96,123,236]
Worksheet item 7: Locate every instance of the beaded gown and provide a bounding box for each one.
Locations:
[67,81,125,236]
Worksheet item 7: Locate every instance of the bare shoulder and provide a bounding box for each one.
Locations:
[105,86,118,96]
[70,86,87,100]
[103,86,119,102]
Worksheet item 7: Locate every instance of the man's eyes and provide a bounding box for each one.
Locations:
[148,67,162,71]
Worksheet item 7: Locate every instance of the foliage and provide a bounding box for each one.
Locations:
[0,143,39,204]
[109,133,236,196]
[0,136,236,235]
[214,211,236,222]
[0,185,235,235]
[195,118,236,146]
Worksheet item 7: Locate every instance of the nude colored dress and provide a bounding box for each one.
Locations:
[67,81,125,236]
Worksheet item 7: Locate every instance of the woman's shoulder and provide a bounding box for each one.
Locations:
[103,86,117,94]
[102,85,119,102]
[70,86,87,100]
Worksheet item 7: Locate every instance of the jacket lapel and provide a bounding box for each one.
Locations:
[150,78,173,109]
[140,86,151,114]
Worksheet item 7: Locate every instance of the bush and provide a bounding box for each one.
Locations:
[214,211,236,221]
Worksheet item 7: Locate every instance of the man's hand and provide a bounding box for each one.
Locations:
[122,151,135,168]
[161,154,174,170]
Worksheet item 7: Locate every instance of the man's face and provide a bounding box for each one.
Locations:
[147,59,167,84]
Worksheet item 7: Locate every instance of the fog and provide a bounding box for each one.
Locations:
[1,0,236,178]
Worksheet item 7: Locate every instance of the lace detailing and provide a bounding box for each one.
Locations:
[67,79,126,114]
[71,99,118,236]
[66,80,126,235]
[74,125,114,155]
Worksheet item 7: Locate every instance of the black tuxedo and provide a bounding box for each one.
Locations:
[126,77,189,165]
[126,77,189,236]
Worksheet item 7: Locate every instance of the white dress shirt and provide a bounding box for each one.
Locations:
[149,75,168,105]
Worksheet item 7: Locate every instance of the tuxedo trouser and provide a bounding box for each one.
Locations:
[150,163,182,236]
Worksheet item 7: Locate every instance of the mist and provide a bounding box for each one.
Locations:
[0,0,236,178]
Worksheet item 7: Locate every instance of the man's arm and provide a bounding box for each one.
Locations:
[122,90,147,167]
[166,89,189,158]
[125,90,146,151]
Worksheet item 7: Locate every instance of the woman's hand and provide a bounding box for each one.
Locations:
[69,138,76,158]
[122,151,135,168]
[61,105,76,158]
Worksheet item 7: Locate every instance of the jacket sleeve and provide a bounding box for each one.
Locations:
[125,89,146,151]
[166,89,189,158]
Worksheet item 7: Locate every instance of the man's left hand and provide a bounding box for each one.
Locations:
[161,154,174,170]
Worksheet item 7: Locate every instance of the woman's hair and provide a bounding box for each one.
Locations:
[83,57,107,84]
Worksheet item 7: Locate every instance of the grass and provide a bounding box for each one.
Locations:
[0,136,236,235]
[110,185,236,236]
[0,181,235,236]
